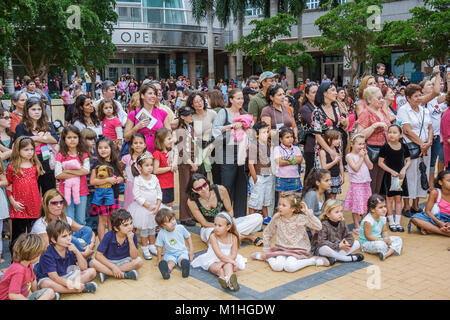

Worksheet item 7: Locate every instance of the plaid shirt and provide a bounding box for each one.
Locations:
[311,218,354,253]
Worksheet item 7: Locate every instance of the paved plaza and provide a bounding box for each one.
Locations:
[2,172,446,300]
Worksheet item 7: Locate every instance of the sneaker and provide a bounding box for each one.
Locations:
[228,273,240,291]
[142,247,152,260]
[99,272,108,283]
[263,217,272,225]
[148,245,157,255]
[82,282,98,293]
[54,292,60,300]
[158,261,170,280]
[218,277,228,290]
[378,252,385,261]
[180,259,190,278]
[124,270,138,280]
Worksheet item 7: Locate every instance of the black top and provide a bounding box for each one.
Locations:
[325,147,341,177]
[379,142,410,172]
[194,185,224,223]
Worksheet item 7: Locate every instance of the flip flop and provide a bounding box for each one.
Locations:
[253,237,263,246]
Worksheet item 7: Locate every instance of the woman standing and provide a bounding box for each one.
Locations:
[9,91,28,133]
[356,87,390,194]
[397,84,433,217]
[355,76,376,118]
[72,95,103,138]
[297,82,319,181]
[212,89,248,218]
[336,87,350,163]
[15,99,58,195]
[381,86,397,123]
[124,83,170,153]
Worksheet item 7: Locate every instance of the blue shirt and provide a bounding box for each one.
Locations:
[35,245,78,281]
[97,230,138,261]
[155,224,190,256]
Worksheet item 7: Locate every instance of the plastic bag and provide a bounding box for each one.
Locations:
[389,176,403,192]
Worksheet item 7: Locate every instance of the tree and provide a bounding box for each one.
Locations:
[1,0,117,80]
[382,0,449,67]
[190,0,216,89]
[308,0,389,84]
[226,13,314,73]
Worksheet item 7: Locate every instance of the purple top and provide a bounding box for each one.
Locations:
[128,107,167,153]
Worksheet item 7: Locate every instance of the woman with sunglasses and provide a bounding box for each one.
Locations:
[187,173,263,246]
[31,189,95,259]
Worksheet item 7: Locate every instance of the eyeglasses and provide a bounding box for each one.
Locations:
[49,200,65,206]
[0,116,11,120]
[193,181,209,192]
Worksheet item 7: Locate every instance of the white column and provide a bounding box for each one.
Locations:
[228,54,236,82]
[5,58,14,94]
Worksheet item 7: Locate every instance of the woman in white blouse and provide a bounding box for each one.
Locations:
[72,95,103,138]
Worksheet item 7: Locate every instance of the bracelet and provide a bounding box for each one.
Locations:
[289,157,297,165]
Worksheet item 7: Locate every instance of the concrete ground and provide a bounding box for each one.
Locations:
[2,171,449,300]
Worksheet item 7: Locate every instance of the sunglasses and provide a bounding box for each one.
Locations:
[0,116,11,120]
[193,181,209,192]
[49,200,65,206]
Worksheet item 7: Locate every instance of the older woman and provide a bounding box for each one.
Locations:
[261,84,297,141]
[355,75,377,118]
[397,84,434,217]
[312,82,342,168]
[72,94,102,138]
[357,87,390,194]
[31,189,95,259]
[15,99,58,195]
[187,174,263,245]
[297,82,319,180]
[10,91,27,133]
[124,83,170,153]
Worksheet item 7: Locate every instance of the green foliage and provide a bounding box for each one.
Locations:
[381,0,449,66]
[308,0,387,81]
[226,13,314,72]
[0,0,117,79]
[190,0,215,23]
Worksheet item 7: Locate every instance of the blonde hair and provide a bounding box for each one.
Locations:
[12,233,46,262]
[358,75,375,100]
[279,192,305,215]
[10,136,45,176]
[319,199,343,221]
[347,133,365,154]
[130,92,140,111]
[363,86,381,104]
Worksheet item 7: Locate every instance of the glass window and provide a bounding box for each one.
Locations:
[165,10,185,24]
[165,0,183,8]
[144,9,163,23]
[118,7,141,22]
[108,68,118,82]
[117,0,141,2]
[143,0,164,7]
[306,0,320,9]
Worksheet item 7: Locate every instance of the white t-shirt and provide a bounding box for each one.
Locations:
[31,217,73,235]
[397,102,431,143]
[425,95,447,136]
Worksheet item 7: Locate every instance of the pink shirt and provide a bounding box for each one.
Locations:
[346,153,371,183]
[357,107,390,146]
[102,117,122,140]
[128,108,167,153]
[274,144,302,178]
[441,109,450,168]
[61,90,71,105]
[56,153,90,196]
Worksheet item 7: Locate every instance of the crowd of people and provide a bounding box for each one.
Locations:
[0,62,449,299]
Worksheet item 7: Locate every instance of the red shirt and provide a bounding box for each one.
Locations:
[153,150,174,189]
[102,117,122,140]
[6,165,41,219]
[56,153,90,196]
[0,262,35,300]
[357,107,390,146]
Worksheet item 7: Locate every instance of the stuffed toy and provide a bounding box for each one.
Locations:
[92,165,116,206]
[62,159,81,205]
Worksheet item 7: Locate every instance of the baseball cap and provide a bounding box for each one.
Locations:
[259,71,278,83]
[178,105,195,117]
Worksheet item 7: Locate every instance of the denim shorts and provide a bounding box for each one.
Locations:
[164,250,189,264]
[275,177,302,192]
[408,211,450,232]
[430,136,444,169]
[92,188,115,206]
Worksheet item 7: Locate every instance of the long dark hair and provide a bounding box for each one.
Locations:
[59,125,89,163]
[0,107,14,141]
[435,170,450,189]
[314,82,337,108]
[186,173,212,201]
[72,94,99,126]
[22,99,50,133]
[265,84,284,106]
[128,133,147,157]
[301,169,331,199]
[96,137,123,177]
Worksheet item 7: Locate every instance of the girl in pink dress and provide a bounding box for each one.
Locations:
[6,137,44,249]
[121,133,147,209]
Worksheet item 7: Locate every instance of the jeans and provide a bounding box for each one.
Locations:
[430,136,444,169]
[65,195,87,225]
[71,226,93,251]
[85,192,98,232]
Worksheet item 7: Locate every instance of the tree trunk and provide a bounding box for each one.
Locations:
[207,8,215,89]
[270,0,279,17]
[5,57,14,94]
[236,11,244,82]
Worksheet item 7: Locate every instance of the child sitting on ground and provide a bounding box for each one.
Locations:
[0,233,57,300]
[36,220,98,294]
[155,208,194,280]
[90,209,143,283]
[251,192,332,272]
[192,212,246,291]
[311,199,364,262]
[360,194,403,260]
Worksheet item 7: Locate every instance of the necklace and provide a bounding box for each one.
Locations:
[201,191,214,208]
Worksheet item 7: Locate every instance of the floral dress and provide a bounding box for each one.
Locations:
[311,104,341,169]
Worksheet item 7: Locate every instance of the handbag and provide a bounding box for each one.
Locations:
[366,144,382,164]
[419,156,430,191]
[405,109,425,160]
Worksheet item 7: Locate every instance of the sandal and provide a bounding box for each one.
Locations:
[253,237,263,246]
